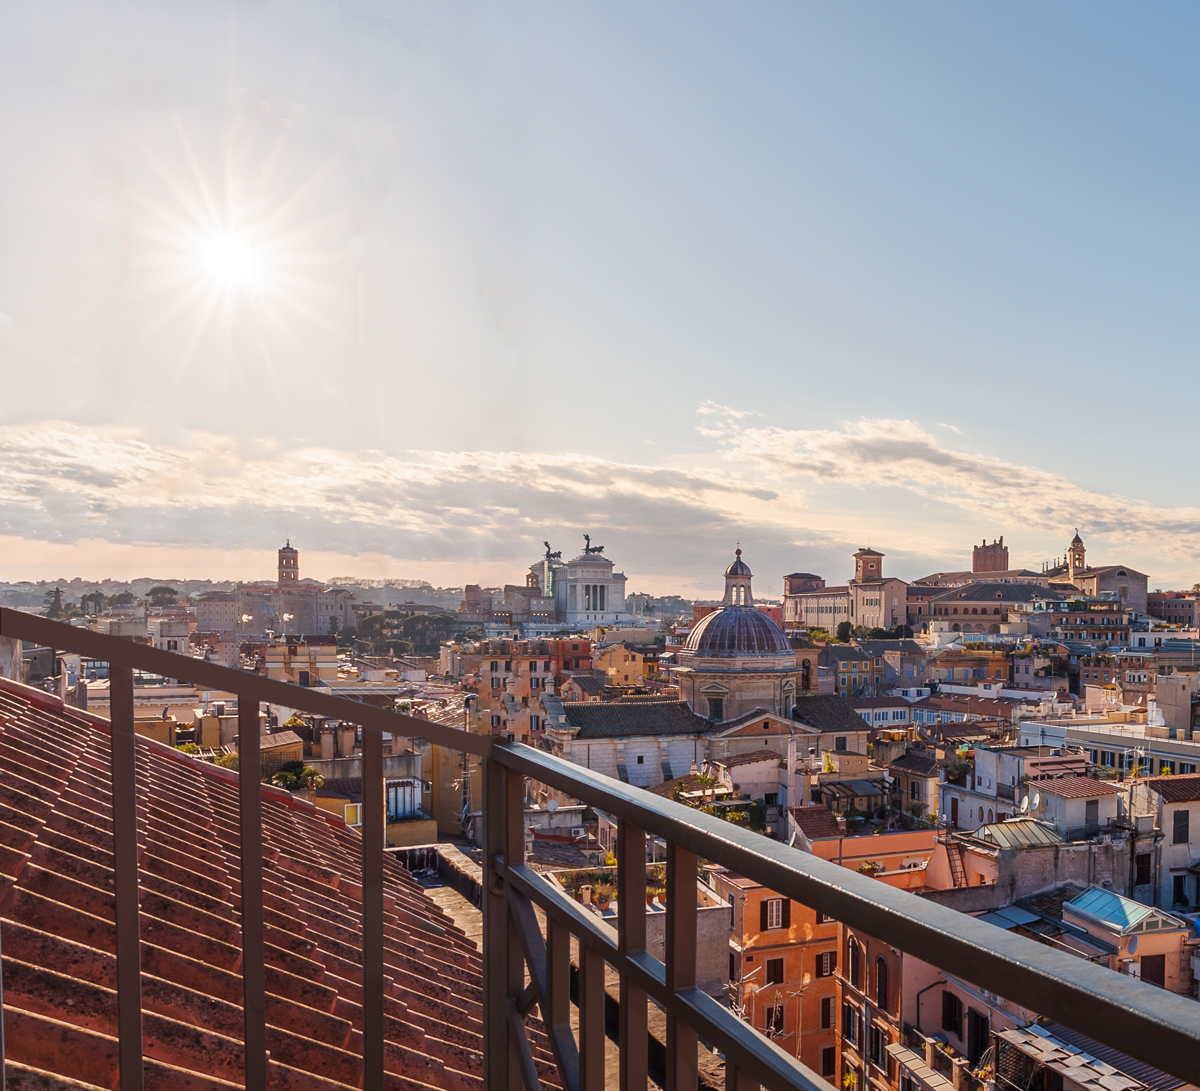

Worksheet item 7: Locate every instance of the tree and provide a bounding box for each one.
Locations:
[43,587,64,619]
[836,621,852,643]
[148,585,178,607]
[110,591,135,607]
[807,626,830,642]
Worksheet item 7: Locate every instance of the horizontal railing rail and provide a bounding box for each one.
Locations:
[492,743,1200,1090]
[3,607,1200,1091]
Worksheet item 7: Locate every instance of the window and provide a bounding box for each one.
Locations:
[875,956,889,1010]
[762,897,788,930]
[491,677,501,690]
[763,1004,783,1037]
[765,958,784,985]
[344,803,362,827]
[835,736,848,752]
[842,1003,859,1045]
[1135,853,1152,886]
[1173,810,1190,845]
[822,1047,836,1078]
[942,990,962,1036]
[821,997,835,1028]
[1172,875,1187,906]
[763,792,778,805]
[819,912,836,924]
[816,951,836,977]
[636,755,644,765]
[848,938,861,988]
[707,697,724,722]
[869,1025,888,1069]
[1183,763,1197,775]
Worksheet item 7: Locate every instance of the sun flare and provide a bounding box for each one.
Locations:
[201,234,257,290]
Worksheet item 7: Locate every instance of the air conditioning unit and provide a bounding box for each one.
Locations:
[571,827,586,839]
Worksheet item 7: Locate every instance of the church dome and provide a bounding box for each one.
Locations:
[682,606,791,659]
[725,548,752,578]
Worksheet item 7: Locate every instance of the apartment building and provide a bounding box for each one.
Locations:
[713,870,840,1079]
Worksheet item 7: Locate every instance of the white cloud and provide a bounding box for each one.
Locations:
[0,422,816,587]
[722,416,1200,557]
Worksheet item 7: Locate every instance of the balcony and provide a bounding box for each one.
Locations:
[0,606,1198,1091]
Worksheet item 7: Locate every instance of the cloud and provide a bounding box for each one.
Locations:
[721,417,1200,555]
[0,422,804,582]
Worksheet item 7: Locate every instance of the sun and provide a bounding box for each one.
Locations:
[201,234,257,290]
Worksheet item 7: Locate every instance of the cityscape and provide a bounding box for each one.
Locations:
[1,524,1198,1088]
[2,4,1199,1091]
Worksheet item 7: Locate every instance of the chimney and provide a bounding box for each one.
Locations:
[320,726,336,761]
[338,724,356,758]
[0,636,20,682]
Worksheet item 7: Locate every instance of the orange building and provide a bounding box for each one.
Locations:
[836,924,903,1091]
[711,870,840,1080]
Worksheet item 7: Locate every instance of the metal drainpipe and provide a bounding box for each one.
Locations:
[913,977,945,1038]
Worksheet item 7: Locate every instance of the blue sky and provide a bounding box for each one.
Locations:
[1,3,1199,594]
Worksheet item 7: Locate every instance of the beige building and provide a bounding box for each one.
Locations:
[1044,531,1149,614]
[783,548,908,633]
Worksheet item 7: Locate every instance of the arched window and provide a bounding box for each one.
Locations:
[993,607,1001,615]
[971,608,978,615]
[987,808,994,823]
[801,659,811,690]
[952,607,959,615]
[848,938,861,989]
[876,956,888,1010]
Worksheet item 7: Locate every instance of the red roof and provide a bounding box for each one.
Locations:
[1037,776,1124,799]
[1144,772,1200,803]
[789,805,843,839]
[0,675,561,1091]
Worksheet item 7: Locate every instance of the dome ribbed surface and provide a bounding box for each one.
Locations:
[683,606,791,658]
[725,556,752,577]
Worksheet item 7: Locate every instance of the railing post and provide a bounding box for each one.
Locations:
[483,752,525,1089]
[617,822,648,1091]
[666,842,698,1091]
[110,665,144,1091]
[363,723,385,1091]
[237,698,267,1090]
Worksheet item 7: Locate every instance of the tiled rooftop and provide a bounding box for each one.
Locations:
[0,676,561,1091]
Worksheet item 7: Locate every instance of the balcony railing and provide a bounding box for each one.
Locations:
[2,606,1199,1091]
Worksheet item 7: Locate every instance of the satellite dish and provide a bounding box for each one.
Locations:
[1020,795,1030,813]
[1129,935,1138,954]
[1032,792,1041,812]
[547,799,559,811]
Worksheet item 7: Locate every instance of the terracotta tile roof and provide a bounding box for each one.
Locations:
[789,805,843,839]
[887,750,941,777]
[0,676,561,1091]
[558,700,708,739]
[1143,772,1200,803]
[792,695,873,734]
[717,748,781,768]
[1037,776,1125,799]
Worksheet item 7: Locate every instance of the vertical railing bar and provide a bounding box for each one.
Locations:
[110,664,144,1091]
[238,698,267,1090]
[665,842,698,1091]
[362,723,385,1091]
[505,765,527,1088]
[483,756,512,1089]
[579,943,606,1091]
[617,822,648,1091]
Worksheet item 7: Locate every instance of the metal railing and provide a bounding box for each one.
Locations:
[2,607,1200,1091]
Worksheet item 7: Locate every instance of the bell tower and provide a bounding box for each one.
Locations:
[278,540,299,585]
[1067,531,1086,578]
[853,548,884,583]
